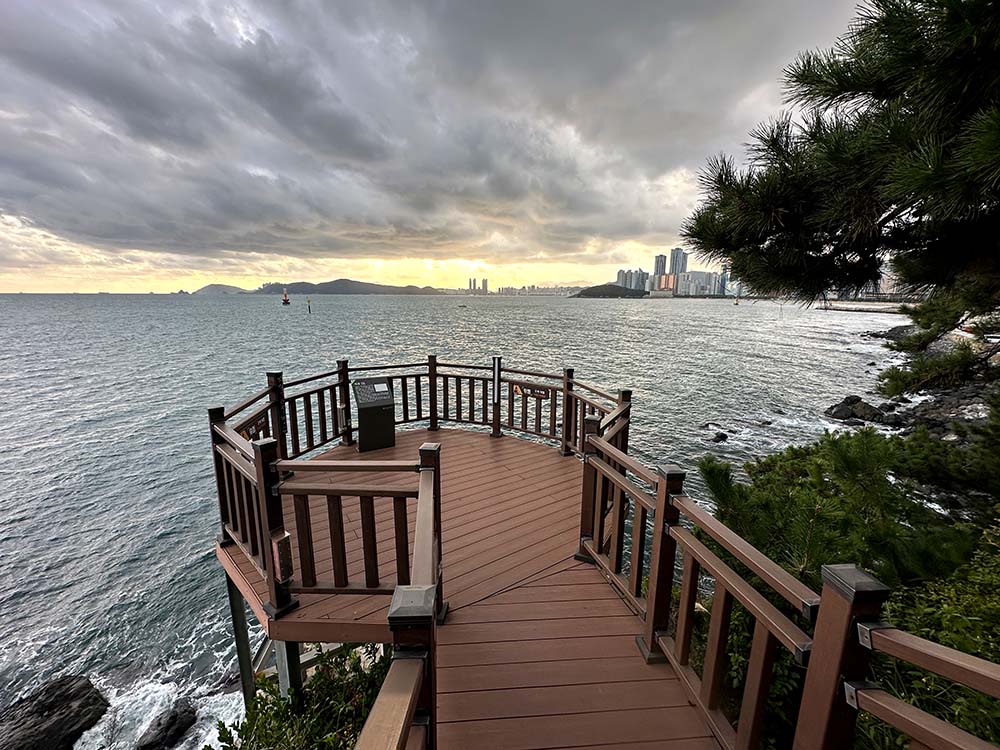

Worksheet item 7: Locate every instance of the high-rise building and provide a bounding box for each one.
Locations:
[481,278,488,295]
[654,254,667,276]
[669,247,687,277]
[616,269,627,287]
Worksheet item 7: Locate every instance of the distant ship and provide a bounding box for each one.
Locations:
[281,288,291,305]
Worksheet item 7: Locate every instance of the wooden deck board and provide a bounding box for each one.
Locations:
[216,427,719,749]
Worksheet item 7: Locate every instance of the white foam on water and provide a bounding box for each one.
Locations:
[74,676,244,749]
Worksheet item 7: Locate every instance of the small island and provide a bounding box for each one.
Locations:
[571,283,648,299]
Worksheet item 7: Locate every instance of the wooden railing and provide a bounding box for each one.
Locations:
[577,425,1000,750]
[355,443,443,750]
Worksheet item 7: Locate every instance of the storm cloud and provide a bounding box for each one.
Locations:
[0,0,858,272]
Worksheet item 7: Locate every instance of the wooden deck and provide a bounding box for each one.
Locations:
[217,427,719,749]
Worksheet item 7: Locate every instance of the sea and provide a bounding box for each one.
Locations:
[0,293,903,747]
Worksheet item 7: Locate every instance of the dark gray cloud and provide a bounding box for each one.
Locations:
[0,0,858,267]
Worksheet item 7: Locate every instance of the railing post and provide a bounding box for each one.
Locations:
[637,464,684,663]
[266,371,289,460]
[576,415,603,561]
[420,442,447,624]
[793,565,890,750]
[617,389,632,453]
[560,367,575,456]
[491,355,502,438]
[208,406,233,546]
[428,354,439,431]
[336,359,354,446]
[253,437,298,618]
[388,585,437,749]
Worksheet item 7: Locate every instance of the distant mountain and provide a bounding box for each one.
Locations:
[571,283,648,299]
[255,279,441,295]
[192,284,249,295]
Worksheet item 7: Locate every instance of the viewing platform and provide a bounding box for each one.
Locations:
[208,356,1000,750]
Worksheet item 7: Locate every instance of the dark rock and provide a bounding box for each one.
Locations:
[843,395,862,405]
[851,401,886,422]
[881,413,905,427]
[891,395,912,404]
[825,402,855,420]
[878,402,897,413]
[758,419,773,426]
[711,432,728,443]
[842,418,866,427]
[867,361,877,366]
[136,698,197,750]
[0,675,108,750]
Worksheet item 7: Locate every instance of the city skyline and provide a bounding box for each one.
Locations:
[0,2,858,293]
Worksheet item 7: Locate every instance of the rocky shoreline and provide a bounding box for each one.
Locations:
[0,675,196,750]
[823,324,998,443]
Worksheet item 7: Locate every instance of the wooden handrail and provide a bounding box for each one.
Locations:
[275,481,419,498]
[224,386,271,419]
[348,362,427,373]
[573,379,617,402]
[275,459,421,473]
[283,368,341,388]
[599,402,630,430]
[411,470,437,585]
[670,526,813,662]
[589,456,656,512]
[283,380,342,401]
[848,685,996,750]
[588,435,659,485]
[673,495,821,620]
[212,422,255,461]
[353,658,424,750]
[865,626,1000,699]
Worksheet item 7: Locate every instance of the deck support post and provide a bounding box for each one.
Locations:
[490,355,502,438]
[420,442,448,624]
[428,355,439,431]
[226,577,256,708]
[575,415,603,562]
[253,438,298,618]
[560,367,575,456]
[336,359,354,446]
[793,565,890,750]
[636,465,684,664]
[389,585,438,749]
[616,389,632,453]
[208,406,233,546]
[266,371,288,461]
[274,640,303,700]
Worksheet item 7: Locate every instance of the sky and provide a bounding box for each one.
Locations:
[0,0,859,293]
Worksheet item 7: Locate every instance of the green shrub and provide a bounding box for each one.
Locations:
[214,644,391,750]
[858,525,1000,748]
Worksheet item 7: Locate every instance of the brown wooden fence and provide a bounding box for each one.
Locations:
[576,414,1000,750]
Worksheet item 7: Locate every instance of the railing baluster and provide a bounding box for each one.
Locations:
[236,470,250,545]
[337,358,354,446]
[561,367,575,455]
[416,375,423,420]
[360,495,379,588]
[456,376,463,420]
[304,393,315,450]
[329,386,339,436]
[629,501,648,597]
[700,585,734,709]
[608,486,627,573]
[535,396,542,433]
[549,388,556,436]
[482,376,488,425]
[245,476,260,558]
[393,497,410,585]
[293,494,316,587]
[443,375,450,420]
[467,377,474,421]
[317,389,328,443]
[427,354,439,431]
[401,376,410,422]
[520,388,528,429]
[736,619,779,749]
[327,495,348,587]
[507,381,514,427]
[675,551,701,665]
[288,399,301,456]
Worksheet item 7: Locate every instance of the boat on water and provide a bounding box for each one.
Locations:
[281,288,290,305]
